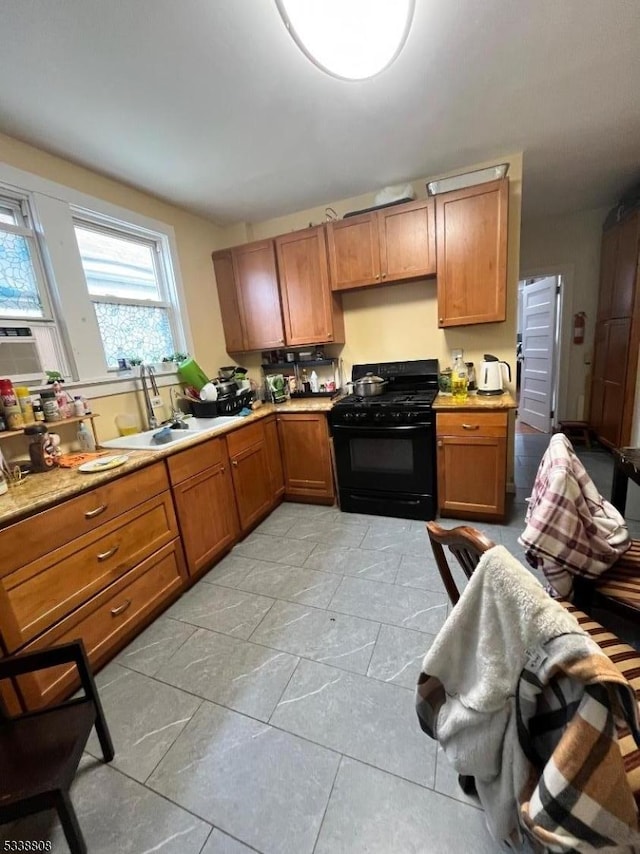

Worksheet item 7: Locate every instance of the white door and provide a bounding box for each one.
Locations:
[519,276,558,432]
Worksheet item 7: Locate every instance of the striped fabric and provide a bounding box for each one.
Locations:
[595,539,640,611]
[561,600,640,803]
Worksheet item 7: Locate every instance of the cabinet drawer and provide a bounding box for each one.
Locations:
[167,436,227,485]
[436,411,508,437]
[226,420,265,457]
[18,542,185,709]
[1,491,178,651]
[0,462,169,576]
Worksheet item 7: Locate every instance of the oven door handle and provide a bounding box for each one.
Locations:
[331,424,431,436]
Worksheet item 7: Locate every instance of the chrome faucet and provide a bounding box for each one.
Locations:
[140,363,160,430]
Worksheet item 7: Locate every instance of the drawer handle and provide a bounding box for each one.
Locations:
[111,599,131,617]
[462,424,480,431]
[85,504,107,519]
[97,545,119,562]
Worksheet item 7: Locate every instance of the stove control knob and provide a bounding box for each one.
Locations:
[374,411,384,422]
[343,412,354,422]
[356,412,368,421]
[391,412,401,421]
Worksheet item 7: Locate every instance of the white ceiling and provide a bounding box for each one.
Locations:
[1,0,639,224]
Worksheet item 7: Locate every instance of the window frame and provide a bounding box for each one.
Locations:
[0,190,56,323]
[71,210,186,370]
[0,160,193,397]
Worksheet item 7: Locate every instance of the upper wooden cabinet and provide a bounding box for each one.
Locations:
[436,178,508,327]
[275,226,345,346]
[212,240,284,352]
[326,199,436,291]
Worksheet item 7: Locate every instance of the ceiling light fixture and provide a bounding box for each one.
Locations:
[276,0,415,81]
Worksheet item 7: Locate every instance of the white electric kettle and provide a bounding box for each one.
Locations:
[477,354,511,396]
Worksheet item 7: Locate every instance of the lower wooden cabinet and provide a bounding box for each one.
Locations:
[436,411,508,521]
[226,420,274,532]
[18,542,186,708]
[277,413,334,502]
[167,437,238,580]
[264,415,285,501]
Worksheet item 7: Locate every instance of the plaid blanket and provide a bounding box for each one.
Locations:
[517,638,640,852]
[519,434,629,597]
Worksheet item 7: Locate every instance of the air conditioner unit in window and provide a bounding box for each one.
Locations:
[0,327,43,381]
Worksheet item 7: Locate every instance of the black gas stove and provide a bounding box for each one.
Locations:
[330,359,439,521]
[331,359,439,425]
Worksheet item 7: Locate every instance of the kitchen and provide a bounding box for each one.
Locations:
[0,1,636,853]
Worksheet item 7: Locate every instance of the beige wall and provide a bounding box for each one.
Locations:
[520,206,608,422]
[0,132,232,439]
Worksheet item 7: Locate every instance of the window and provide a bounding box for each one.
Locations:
[0,193,68,381]
[0,195,48,318]
[73,220,178,369]
[0,164,190,389]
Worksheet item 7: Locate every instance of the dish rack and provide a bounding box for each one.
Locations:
[179,389,253,418]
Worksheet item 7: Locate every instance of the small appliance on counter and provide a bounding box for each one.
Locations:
[477,354,511,396]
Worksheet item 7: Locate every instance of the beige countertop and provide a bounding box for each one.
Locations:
[0,398,338,528]
[432,391,517,411]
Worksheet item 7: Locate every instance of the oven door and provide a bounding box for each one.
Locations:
[331,423,434,495]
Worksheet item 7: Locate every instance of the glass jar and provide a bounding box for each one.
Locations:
[41,389,61,422]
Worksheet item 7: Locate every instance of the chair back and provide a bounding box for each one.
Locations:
[426,522,495,605]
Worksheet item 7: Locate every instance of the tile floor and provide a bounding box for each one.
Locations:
[4,437,639,853]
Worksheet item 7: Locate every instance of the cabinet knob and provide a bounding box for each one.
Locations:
[381,273,386,279]
[85,504,107,519]
[278,339,284,344]
[111,599,131,617]
[375,274,380,279]
[327,333,333,340]
[439,318,443,324]
[437,439,443,448]
[232,460,238,467]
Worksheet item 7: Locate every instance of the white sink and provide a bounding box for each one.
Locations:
[100,416,244,452]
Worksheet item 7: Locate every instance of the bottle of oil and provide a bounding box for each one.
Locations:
[451,354,468,402]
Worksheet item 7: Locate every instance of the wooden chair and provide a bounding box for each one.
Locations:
[426,521,496,605]
[426,521,496,796]
[0,640,114,854]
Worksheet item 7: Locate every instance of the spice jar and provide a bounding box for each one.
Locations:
[25,424,55,472]
[41,389,61,422]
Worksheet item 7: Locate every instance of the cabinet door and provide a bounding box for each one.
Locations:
[263,416,285,501]
[589,320,608,434]
[229,439,273,532]
[436,178,508,327]
[233,240,284,350]
[211,250,246,352]
[326,213,381,291]
[611,213,639,319]
[378,199,436,283]
[276,226,344,346]
[596,227,618,321]
[173,462,238,579]
[277,414,334,501]
[437,435,506,520]
[600,317,631,447]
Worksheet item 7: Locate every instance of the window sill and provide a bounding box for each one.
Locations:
[31,366,181,400]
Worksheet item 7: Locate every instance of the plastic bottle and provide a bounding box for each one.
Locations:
[0,378,24,429]
[451,354,469,402]
[73,395,85,417]
[15,387,34,424]
[77,420,96,452]
[309,370,319,393]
